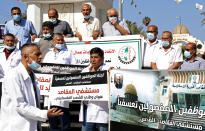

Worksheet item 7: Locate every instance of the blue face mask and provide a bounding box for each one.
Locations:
[5,45,16,50]
[84,15,91,19]
[28,60,41,70]
[147,33,155,40]
[13,15,21,22]
[43,33,51,39]
[50,18,57,24]
[184,50,192,59]
[161,41,170,47]
[109,17,118,22]
[55,44,65,50]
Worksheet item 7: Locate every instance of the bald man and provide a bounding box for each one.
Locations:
[181,42,205,70]
[102,8,130,36]
[0,44,64,131]
[74,4,101,41]
[38,8,73,38]
[142,25,160,69]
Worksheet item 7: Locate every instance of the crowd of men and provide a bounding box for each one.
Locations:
[0,3,205,131]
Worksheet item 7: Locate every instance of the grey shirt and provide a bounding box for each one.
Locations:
[180,56,205,70]
[37,38,54,59]
[102,20,130,36]
[38,20,74,37]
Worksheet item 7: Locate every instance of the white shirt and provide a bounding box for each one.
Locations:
[151,44,183,70]
[142,39,160,68]
[74,16,101,37]
[79,63,109,123]
[43,48,77,65]
[43,48,77,108]
[0,47,21,82]
[0,63,47,131]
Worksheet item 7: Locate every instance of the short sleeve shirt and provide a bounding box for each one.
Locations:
[181,56,205,70]
[38,20,74,37]
[151,44,183,70]
[102,20,130,36]
[74,16,101,37]
[4,19,36,48]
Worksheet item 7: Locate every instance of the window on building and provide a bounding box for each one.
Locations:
[162,86,168,96]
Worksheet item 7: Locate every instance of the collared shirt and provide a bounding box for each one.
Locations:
[74,16,101,37]
[3,48,15,60]
[0,63,47,131]
[38,20,74,37]
[43,48,77,65]
[142,39,160,68]
[37,38,54,59]
[4,19,37,48]
[82,63,108,72]
[43,48,77,108]
[102,20,130,36]
[181,56,205,70]
[0,47,21,82]
[151,44,183,70]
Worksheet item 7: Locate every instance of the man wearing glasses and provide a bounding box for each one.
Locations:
[4,7,37,49]
[142,25,160,69]
[181,42,205,70]
[151,31,183,70]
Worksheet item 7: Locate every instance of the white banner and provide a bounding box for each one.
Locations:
[35,73,53,95]
[35,35,142,70]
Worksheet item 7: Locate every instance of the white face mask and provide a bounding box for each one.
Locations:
[27,57,41,70]
[49,18,57,24]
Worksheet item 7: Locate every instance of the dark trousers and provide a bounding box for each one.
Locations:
[49,106,70,131]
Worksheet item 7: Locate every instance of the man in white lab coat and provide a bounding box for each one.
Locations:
[0,33,21,109]
[0,44,64,131]
[43,33,76,131]
[79,47,109,131]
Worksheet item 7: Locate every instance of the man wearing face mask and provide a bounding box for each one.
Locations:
[38,9,73,38]
[43,33,77,131]
[0,44,64,131]
[37,21,54,59]
[102,8,130,36]
[142,25,160,69]
[181,42,205,70]
[0,33,21,109]
[4,7,37,49]
[74,4,101,41]
[151,31,183,70]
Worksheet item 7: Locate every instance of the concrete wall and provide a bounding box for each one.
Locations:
[24,0,112,35]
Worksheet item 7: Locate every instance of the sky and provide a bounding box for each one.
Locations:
[0,0,205,41]
[113,0,205,41]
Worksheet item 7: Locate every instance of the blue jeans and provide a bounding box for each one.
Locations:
[49,106,70,131]
[82,105,108,131]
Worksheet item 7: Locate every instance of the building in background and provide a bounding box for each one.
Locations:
[22,0,113,34]
[173,24,205,56]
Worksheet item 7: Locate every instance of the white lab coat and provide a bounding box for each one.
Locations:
[43,48,77,108]
[79,64,109,123]
[0,47,21,82]
[0,64,4,79]
[0,63,48,131]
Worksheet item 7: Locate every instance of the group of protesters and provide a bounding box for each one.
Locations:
[0,2,205,131]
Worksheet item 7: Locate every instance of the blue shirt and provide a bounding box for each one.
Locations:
[180,56,205,70]
[4,19,37,48]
